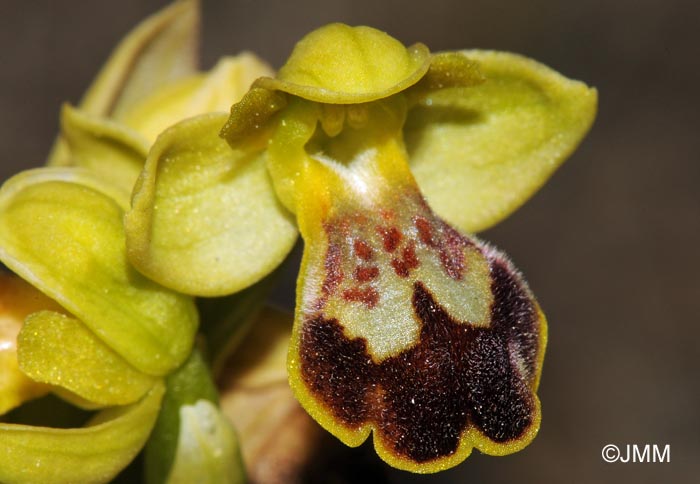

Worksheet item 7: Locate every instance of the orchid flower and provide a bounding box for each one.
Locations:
[124,12,596,475]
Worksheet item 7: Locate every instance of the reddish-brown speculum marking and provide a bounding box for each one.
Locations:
[377,225,402,253]
[390,241,420,278]
[341,286,379,308]
[415,216,435,247]
[354,265,379,283]
[353,239,374,261]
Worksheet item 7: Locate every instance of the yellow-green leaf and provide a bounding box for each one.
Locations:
[18,311,157,407]
[126,113,298,297]
[0,168,198,376]
[121,53,273,143]
[0,382,164,484]
[60,104,149,192]
[405,50,597,233]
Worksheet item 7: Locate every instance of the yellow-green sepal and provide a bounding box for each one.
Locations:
[60,104,149,192]
[405,50,597,233]
[0,382,164,484]
[81,0,199,121]
[0,168,198,376]
[126,113,298,297]
[48,0,200,166]
[121,53,274,143]
[18,311,157,407]
[255,23,431,104]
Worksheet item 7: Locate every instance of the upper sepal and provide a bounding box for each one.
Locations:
[405,50,597,233]
[255,23,431,104]
[126,113,298,297]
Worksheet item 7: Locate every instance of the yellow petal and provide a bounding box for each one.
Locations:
[60,104,149,192]
[255,23,431,104]
[18,311,157,407]
[0,275,59,414]
[126,113,298,297]
[406,50,597,233]
[0,382,164,484]
[121,53,274,143]
[0,168,198,376]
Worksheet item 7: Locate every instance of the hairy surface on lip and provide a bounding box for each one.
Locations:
[296,190,543,464]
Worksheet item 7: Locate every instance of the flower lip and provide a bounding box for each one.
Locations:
[253,23,431,104]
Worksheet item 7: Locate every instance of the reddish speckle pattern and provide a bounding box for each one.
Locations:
[390,241,420,278]
[354,265,380,283]
[342,286,380,308]
[377,225,402,253]
[353,239,374,261]
[415,216,434,247]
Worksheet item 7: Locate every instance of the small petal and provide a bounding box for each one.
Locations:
[18,311,157,407]
[121,53,274,143]
[0,168,198,376]
[254,23,431,104]
[409,52,485,92]
[0,382,164,484]
[0,275,59,414]
[405,50,597,233]
[126,113,298,297]
[60,104,149,191]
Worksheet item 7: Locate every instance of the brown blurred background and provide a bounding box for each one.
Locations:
[1,1,698,483]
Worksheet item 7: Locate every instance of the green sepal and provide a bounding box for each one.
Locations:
[60,104,149,192]
[405,50,597,233]
[81,0,199,121]
[255,23,431,104]
[18,311,158,407]
[126,113,298,297]
[48,0,199,166]
[0,382,164,484]
[0,168,198,376]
